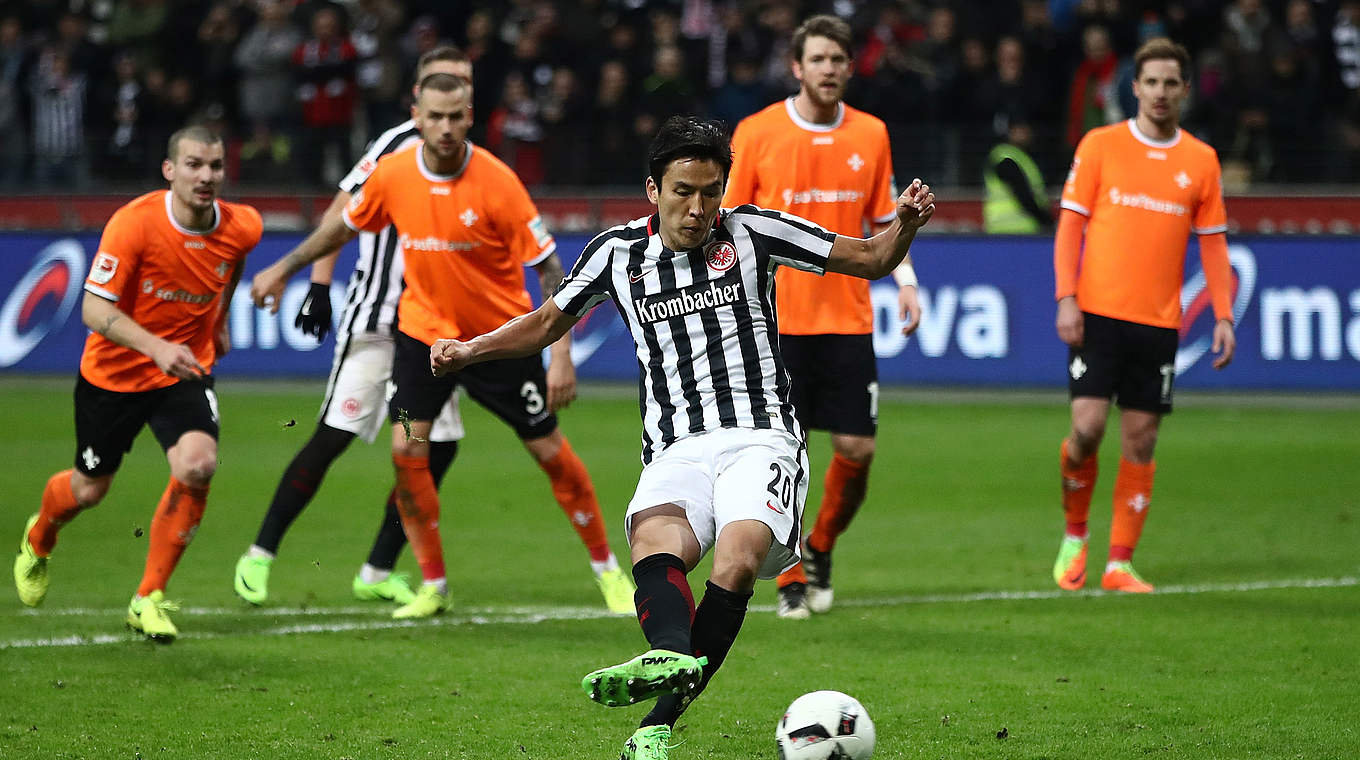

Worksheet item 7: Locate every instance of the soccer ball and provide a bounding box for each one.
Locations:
[775,690,876,759]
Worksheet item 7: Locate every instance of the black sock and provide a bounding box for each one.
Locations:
[631,553,694,654]
[366,441,459,570]
[254,424,355,554]
[642,580,751,727]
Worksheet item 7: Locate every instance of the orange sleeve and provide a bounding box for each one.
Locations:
[1193,152,1229,234]
[722,119,758,207]
[85,206,145,303]
[341,164,391,233]
[865,124,898,225]
[1059,133,1100,217]
[1198,231,1234,323]
[493,172,555,265]
[1054,208,1086,301]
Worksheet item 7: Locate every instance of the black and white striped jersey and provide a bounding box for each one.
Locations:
[334,119,421,336]
[552,205,837,463]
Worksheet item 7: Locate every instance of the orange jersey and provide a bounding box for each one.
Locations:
[1058,120,1229,329]
[724,99,897,335]
[81,191,261,392]
[342,142,555,345]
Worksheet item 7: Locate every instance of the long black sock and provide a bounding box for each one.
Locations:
[254,424,356,553]
[642,580,752,727]
[632,553,694,654]
[366,441,458,570]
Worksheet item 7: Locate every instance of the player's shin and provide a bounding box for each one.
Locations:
[632,553,695,652]
[808,453,870,551]
[30,470,84,556]
[392,454,445,585]
[137,477,208,596]
[642,580,751,727]
[1060,439,1098,536]
[538,438,612,562]
[1109,457,1155,561]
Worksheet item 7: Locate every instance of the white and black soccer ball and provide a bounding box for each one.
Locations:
[775,690,876,760]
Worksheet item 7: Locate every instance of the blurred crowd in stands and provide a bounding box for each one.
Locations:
[2,0,1359,192]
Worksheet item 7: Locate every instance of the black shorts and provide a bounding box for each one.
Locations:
[73,374,221,477]
[390,331,558,440]
[779,333,879,436]
[1068,312,1179,414]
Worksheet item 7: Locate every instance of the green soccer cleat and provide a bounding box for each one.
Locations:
[391,583,450,619]
[126,590,179,642]
[14,513,49,607]
[581,649,707,707]
[596,567,637,615]
[1052,534,1088,590]
[234,553,272,605]
[353,572,417,604]
[620,724,675,760]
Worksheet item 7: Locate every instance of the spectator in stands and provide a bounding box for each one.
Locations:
[487,69,545,187]
[1065,24,1119,147]
[292,4,358,187]
[96,51,149,181]
[195,4,240,123]
[53,11,99,77]
[235,0,301,181]
[351,0,406,130]
[637,45,698,143]
[107,0,168,70]
[708,55,769,128]
[0,14,29,187]
[587,58,642,185]
[539,65,588,185]
[29,46,88,189]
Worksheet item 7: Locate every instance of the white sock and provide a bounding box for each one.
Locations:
[590,553,620,577]
[422,578,448,595]
[359,564,390,585]
[247,545,275,560]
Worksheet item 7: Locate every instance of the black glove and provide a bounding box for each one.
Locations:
[295,282,333,340]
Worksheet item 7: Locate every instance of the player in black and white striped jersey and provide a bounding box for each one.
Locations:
[430,116,934,758]
[232,48,472,607]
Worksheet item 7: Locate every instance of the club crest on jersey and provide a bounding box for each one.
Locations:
[216,261,230,277]
[1174,170,1191,189]
[705,240,737,273]
[90,252,119,285]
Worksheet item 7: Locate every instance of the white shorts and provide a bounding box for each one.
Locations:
[321,330,464,444]
[625,427,808,580]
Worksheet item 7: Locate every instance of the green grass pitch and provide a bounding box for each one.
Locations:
[2,378,1357,759]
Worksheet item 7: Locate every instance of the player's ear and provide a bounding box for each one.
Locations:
[645,176,660,205]
[161,158,174,183]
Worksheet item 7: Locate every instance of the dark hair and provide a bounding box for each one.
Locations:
[646,116,732,184]
[417,72,470,95]
[417,45,469,78]
[791,14,853,62]
[167,125,222,160]
[1134,37,1191,80]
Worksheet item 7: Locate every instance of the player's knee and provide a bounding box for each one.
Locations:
[176,456,217,487]
[1123,431,1158,463]
[833,440,874,466]
[71,476,110,507]
[709,552,761,593]
[1070,422,1105,453]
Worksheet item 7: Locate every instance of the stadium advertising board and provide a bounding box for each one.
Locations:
[2,233,1358,390]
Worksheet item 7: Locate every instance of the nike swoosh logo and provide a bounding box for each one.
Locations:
[629,269,652,283]
[240,578,256,592]
[766,500,785,515]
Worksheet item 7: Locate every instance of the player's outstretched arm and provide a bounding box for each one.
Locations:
[432,300,580,378]
[83,292,206,380]
[825,178,934,280]
[250,212,358,314]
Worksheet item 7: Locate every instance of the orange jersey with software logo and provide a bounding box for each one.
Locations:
[342,141,555,345]
[724,99,897,335]
[81,191,262,392]
[1059,120,1228,329]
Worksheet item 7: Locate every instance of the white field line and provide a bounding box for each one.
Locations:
[2,576,1355,650]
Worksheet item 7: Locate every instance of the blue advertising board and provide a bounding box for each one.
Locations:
[2,232,1358,389]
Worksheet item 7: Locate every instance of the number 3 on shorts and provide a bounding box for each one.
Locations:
[520,381,544,415]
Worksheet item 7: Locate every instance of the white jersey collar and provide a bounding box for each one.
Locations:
[784,97,844,132]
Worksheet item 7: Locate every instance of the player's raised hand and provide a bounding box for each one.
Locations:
[1211,319,1236,369]
[152,340,207,380]
[897,178,935,230]
[430,338,472,377]
[249,261,289,313]
[295,282,333,340]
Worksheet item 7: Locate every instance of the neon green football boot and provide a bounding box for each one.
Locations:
[620,724,675,760]
[581,649,706,707]
[1052,534,1088,590]
[14,513,49,607]
[126,590,179,642]
[353,571,417,604]
[234,553,272,605]
[596,567,637,615]
[391,583,450,619]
